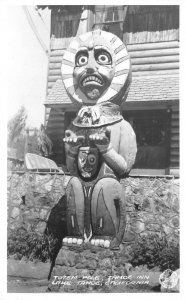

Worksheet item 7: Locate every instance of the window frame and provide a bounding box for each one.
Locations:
[93,5,126,39]
[123,110,171,171]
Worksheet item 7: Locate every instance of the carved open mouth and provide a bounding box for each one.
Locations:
[81,169,92,177]
[84,168,92,172]
[81,75,103,87]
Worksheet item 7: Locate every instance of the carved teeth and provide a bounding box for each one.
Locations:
[82,76,103,86]
[99,239,105,247]
[104,240,110,248]
[63,237,110,247]
[95,239,100,246]
[77,239,83,245]
[91,239,110,247]
[63,237,82,244]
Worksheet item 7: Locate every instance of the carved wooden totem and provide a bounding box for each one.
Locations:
[61,30,137,249]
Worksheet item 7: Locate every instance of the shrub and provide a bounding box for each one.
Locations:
[7,225,50,262]
[130,233,179,271]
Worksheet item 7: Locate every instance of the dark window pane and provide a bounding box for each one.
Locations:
[133,117,166,147]
[113,9,120,21]
[105,8,114,22]
[124,110,170,169]
[65,20,73,37]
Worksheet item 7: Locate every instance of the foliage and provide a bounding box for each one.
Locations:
[8,106,27,148]
[130,233,179,271]
[37,124,53,157]
[23,125,53,158]
[7,225,50,262]
[7,106,27,160]
[7,106,53,159]
[26,128,41,156]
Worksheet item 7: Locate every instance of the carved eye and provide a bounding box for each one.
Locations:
[76,52,88,67]
[88,154,96,165]
[95,50,112,65]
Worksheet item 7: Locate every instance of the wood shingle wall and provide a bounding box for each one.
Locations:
[123,5,179,44]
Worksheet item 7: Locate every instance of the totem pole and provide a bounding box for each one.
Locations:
[61,30,137,250]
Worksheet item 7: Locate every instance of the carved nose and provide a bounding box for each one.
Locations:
[86,61,97,72]
[86,52,97,72]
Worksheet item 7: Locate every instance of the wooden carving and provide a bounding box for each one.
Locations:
[61,30,137,249]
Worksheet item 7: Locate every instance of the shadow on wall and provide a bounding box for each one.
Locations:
[44,194,68,279]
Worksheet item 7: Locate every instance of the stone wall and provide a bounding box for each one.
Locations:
[7,172,179,291]
[8,173,179,243]
[47,244,136,293]
[122,177,179,243]
[7,172,66,233]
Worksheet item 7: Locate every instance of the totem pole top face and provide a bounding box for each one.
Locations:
[61,30,131,106]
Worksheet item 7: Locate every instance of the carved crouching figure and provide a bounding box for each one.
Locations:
[61,30,137,249]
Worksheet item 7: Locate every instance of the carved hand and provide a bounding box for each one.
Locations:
[89,127,111,153]
[63,130,84,154]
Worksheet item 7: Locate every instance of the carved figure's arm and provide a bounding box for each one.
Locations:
[90,120,137,177]
[101,147,128,177]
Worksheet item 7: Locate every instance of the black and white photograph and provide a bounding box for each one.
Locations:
[2,3,183,296]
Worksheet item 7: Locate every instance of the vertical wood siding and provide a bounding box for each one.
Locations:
[51,9,82,38]
[170,106,179,169]
[123,7,179,44]
[50,6,179,43]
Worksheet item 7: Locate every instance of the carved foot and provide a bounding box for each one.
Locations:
[62,236,120,249]
[62,237,83,245]
[90,237,111,248]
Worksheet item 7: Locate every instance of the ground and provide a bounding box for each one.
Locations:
[7,258,163,293]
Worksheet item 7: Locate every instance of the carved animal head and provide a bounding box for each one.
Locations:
[61,30,131,106]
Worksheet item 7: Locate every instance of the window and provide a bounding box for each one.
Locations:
[133,118,166,147]
[93,6,127,39]
[124,111,170,169]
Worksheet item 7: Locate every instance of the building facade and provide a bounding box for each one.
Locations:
[40,5,179,176]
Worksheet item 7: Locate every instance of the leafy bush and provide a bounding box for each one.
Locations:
[8,227,179,273]
[130,233,179,271]
[7,196,68,264]
[7,225,50,262]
